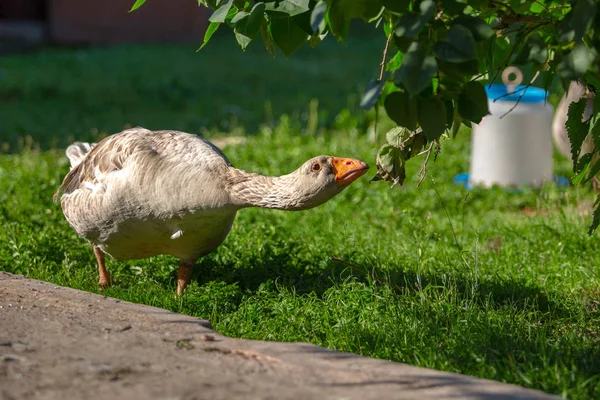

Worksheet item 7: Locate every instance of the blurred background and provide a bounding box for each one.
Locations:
[0,0,387,152]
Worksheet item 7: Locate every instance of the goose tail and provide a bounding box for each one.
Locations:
[65,142,96,170]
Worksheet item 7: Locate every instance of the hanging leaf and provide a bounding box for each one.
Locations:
[558,44,597,80]
[433,25,476,62]
[327,0,365,40]
[260,21,276,56]
[270,14,308,56]
[394,0,435,38]
[246,3,266,36]
[231,11,250,24]
[374,144,406,185]
[129,0,147,12]
[395,42,437,95]
[445,100,454,129]
[589,193,600,234]
[197,22,221,51]
[293,11,314,35]
[209,0,234,23]
[514,33,548,67]
[457,81,489,123]
[310,1,327,33]
[558,0,597,43]
[384,91,418,129]
[384,126,426,160]
[442,0,467,16]
[382,0,410,13]
[454,16,494,41]
[265,0,310,16]
[437,59,479,80]
[386,126,412,147]
[418,98,447,141]
[566,98,589,168]
[235,21,253,50]
[360,79,386,110]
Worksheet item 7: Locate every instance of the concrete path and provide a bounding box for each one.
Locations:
[0,272,559,400]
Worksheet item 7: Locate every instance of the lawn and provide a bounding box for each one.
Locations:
[2,32,600,399]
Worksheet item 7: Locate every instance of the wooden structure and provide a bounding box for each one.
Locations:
[0,0,209,45]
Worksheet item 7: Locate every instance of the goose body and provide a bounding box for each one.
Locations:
[55,127,369,294]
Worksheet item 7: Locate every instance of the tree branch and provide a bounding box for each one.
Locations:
[378,31,393,82]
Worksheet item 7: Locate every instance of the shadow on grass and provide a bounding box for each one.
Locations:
[184,239,575,320]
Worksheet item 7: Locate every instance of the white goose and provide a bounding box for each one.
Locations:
[54,127,369,295]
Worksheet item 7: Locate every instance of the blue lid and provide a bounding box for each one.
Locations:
[485,84,548,103]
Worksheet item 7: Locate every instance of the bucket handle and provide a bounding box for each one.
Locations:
[501,66,523,94]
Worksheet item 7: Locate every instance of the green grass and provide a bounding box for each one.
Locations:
[2,34,600,399]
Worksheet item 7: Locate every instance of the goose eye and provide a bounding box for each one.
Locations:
[311,162,322,172]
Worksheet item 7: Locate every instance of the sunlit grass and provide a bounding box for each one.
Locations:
[1,36,600,399]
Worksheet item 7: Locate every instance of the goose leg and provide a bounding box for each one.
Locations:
[93,246,111,290]
[176,261,193,297]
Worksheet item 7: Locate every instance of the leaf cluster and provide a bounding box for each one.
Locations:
[131,0,600,232]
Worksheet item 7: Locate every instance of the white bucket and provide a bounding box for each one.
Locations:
[469,70,554,188]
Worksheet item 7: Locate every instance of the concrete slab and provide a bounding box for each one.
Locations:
[0,272,559,400]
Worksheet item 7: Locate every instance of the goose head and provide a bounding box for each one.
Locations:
[289,156,370,209]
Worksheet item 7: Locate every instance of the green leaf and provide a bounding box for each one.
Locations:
[375,143,406,185]
[418,98,447,141]
[468,0,488,8]
[310,1,327,33]
[265,0,310,16]
[442,0,467,16]
[566,98,589,167]
[235,31,252,50]
[327,0,365,40]
[270,14,308,56]
[234,19,253,49]
[292,11,313,35]
[454,16,494,41]
[384,91,418,130]
[396,42,437,95]
[386,51,404,72]
[386,126,412,147]
[197,22,221,51]
[129,0,147,12]
[457,81,489,123]
[231,11,250,24]
[558,44,597,80]
[260,21,276,56]
[558,0,597,43]
[360,79,386,110]
[542,70,556,94]
[394,0,435,38]
[574,152,592,179]
[363,0,384,20]
[433,25,476,62]
[445,100,454,129]
[437,59,478,80]
[242,3,266,37]
[209,0,234,23]
[581,156,600,185]
[514,33,548,67]
[588,193,600,234]
[382,0,410,13]
[385,126,427,160]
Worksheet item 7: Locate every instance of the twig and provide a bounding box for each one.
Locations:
[499,85,531,119]
[417,142,435,187]
[489,21,549,86]
[378,31,393,82]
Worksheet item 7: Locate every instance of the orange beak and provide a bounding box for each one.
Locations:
[330,157,369,187]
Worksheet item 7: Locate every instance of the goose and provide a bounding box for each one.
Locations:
[54,127,369,296]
